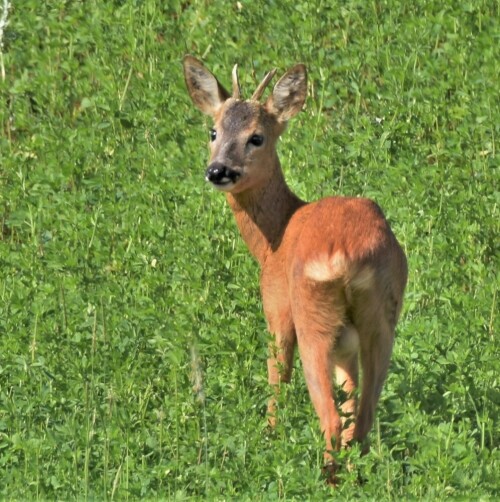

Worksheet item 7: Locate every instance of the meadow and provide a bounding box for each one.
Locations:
[0,0,498,499]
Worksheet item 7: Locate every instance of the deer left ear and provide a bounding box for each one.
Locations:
[183,55,230,116]
[265,64,307,122]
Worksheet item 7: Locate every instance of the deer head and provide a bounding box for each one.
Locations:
[183,55,307,194]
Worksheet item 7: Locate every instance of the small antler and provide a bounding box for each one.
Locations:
[251,68,277,101]
[232,64,241,99]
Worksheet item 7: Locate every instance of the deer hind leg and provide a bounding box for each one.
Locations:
[291,280,347,461]
[354,317,395,452]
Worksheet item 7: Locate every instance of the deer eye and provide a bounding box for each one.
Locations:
[210,129,217,142]
[248,134,264,147]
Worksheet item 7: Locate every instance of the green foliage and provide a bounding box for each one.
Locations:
[0,0,498,498]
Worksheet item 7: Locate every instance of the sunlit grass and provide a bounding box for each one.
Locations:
[0,0,498,498]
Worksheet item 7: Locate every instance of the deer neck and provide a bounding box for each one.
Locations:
[226,159,304,265]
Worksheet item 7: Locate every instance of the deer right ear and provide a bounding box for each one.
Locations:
[265,63,307,122]
[183,56,230,116]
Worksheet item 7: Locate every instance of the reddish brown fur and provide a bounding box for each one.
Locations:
[183,56,408,476]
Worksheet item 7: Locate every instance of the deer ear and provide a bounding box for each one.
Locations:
[265,64,307,122]
[183,56,230,116]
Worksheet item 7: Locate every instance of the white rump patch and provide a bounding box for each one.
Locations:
[304,252,375,292]
[303,251,347,282]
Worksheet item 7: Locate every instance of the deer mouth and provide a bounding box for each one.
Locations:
[205,163,241,189]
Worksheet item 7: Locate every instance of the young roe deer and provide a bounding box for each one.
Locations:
[183,55,408,473]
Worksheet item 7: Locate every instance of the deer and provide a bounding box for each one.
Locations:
[183,55,408,480]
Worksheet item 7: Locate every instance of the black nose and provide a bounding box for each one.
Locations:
[205,162,240,185]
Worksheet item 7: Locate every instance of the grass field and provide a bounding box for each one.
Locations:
[0,0,498,499]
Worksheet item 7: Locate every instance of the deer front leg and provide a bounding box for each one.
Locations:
[266,326,296,427]
[261,269,296,427]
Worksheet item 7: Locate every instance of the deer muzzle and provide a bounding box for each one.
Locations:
[205,162,241,188]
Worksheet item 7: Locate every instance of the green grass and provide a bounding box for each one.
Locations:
[0,0,498,499]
